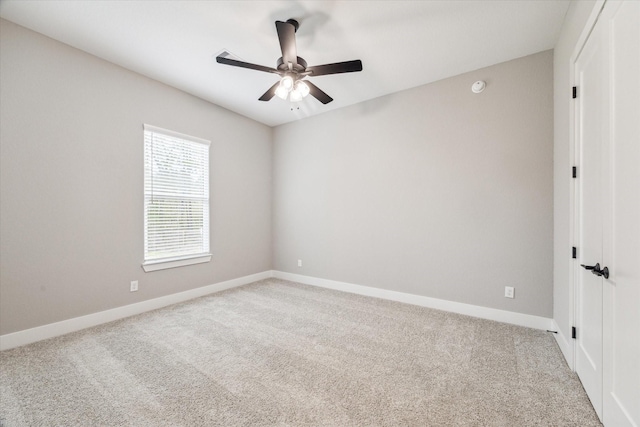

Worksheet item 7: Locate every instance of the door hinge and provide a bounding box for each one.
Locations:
[572,166,577,178]
[572,86,577,99]
[572,327,577,339]
[572,247,577,259]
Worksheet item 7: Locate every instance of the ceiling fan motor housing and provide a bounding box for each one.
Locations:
[277,56,307,73]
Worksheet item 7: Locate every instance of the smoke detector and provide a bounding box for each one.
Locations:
[471,81,486,93]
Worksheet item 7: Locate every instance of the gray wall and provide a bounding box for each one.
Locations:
[0,20,273,335]
[553,1,597,344]
[273,50,554,318]
[1,16,557,335]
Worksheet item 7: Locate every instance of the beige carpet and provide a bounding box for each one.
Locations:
[0,278,601,426]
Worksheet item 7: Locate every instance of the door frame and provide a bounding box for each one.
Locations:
[567,0,606,371]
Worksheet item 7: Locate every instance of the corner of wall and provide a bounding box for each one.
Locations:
[269,125,277,272]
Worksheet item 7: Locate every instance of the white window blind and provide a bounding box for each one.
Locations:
[143,124,210,268]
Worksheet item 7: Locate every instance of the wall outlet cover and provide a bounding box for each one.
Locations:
[504,286,515,299]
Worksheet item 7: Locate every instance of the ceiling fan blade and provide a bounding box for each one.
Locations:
[307,60,363,77]
[305,81,333,104]
[216,56,279,74]
[275,20,298,66]
[258,81,281,102]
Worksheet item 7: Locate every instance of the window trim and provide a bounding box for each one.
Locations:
[142,124,211,272]
[142,254,212,272]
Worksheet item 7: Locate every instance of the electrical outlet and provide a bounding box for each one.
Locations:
[130,280,138,292]
[297,259,302,267]
[504,286,515,299]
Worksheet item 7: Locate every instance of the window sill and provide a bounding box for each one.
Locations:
[142,254,212,272]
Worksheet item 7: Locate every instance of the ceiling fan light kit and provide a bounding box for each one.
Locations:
[275,75,310,102]
[216,18,362,105]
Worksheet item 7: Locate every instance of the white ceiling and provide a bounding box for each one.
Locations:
[0,1,570,127]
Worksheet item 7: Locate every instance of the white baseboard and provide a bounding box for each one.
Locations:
[1,270,556,351]
[0,270,273,351]
[552,319,575,370]
[273,271,554,331]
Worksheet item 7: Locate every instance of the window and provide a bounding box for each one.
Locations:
[142,124,211,272]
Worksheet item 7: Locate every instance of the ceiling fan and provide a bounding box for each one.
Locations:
[216,19,363,105]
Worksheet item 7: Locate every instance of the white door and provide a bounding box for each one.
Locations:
[574,2,640,426]
[575,11,606,418]
[601,2,640,426]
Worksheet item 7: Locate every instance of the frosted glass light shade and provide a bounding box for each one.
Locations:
[289,88,303,102]
[275,85,289,100]
[295,81,310,97]
[280,76,294,91]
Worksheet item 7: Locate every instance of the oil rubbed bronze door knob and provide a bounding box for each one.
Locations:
[580,263,609,279]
